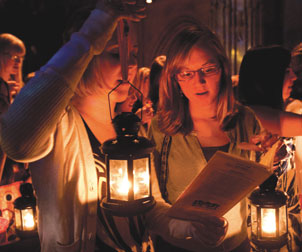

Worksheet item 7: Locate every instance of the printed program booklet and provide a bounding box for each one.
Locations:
[167,147,277,220]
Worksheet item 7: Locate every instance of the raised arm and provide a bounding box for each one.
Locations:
[0,0,146,162]
[250,105,302,137]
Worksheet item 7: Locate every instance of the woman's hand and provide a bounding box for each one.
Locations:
[238,130,280,153]
[96,0,147,22]
[7,80,22,99]
[78,0,146,55]
[136,100,154,125]
[168,216,228,248]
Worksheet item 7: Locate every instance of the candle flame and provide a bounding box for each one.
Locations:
[261,208,276,236]
[22,209,35,230]
[117,177,131,195]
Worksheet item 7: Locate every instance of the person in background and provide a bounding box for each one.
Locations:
[291,42,302,81]
[149,55,166,114]
[0,1,228,251]
[24,71,36,84]
[116,66,153,131]
[290,42,302,209]
[0,33,25,105]
[0,32,29,245]
[116,54,166,128]
[132,67,152,111]
[148,19,267,252]
[0,33,28,186]
[237,45,302,251]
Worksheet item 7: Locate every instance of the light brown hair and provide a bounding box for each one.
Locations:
[157,20,236,135]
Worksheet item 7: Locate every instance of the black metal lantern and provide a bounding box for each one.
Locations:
[13,183,37,238]
[100,18,155,216]
[249,175,288,250]
[101,112,155,216]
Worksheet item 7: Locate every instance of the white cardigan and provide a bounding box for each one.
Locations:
[29,105,99,251]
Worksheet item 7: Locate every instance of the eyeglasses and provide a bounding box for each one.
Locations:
[175,65,220,82]
[3,53,25,62]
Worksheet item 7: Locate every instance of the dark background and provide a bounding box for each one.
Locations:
[1,0,302,78]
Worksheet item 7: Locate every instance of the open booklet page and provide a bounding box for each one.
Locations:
[167,142,281,220]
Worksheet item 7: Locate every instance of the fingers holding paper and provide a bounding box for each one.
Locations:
[238,130,280,153]
[169,216,228,248]
[191,216,228,247]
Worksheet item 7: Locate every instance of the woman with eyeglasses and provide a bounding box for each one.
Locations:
[0,33,25,108]
[147,19,266,252]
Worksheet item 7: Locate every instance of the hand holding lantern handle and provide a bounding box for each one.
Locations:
[117,19,129,82]
[107,0,147,120]
[78,0,146,56]
[96,0,147,22]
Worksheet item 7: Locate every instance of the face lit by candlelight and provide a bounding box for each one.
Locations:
[95,22,138,103]
[177,46,221,109]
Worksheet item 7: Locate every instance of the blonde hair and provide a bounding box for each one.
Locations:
[0,33,26,82]
[74,56,105,97]
[157,20,236,136]
[130,67,150,100]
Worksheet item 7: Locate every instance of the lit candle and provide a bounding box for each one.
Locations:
[261,208,276,237]
[22,208,35,231]
[134,171,149,193]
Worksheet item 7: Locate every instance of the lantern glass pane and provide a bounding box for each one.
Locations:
[261,208,276,237]
[21,208,36,231]
[109,159,129,200]
[133,157,150,200]
[251,204,257,236]
[279,205,287,236]
[15,209,21,229]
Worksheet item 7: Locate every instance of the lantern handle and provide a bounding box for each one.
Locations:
[107,20,143,121]
[108,81,143,121]
[117,19,129,82]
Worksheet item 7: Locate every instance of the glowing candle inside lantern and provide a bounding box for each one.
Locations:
[110,160,129,200]
[22,208,35,231]
[116,168,131,195]
[261,208,276,237]
[133,158,149,199]
[134,171,149,192]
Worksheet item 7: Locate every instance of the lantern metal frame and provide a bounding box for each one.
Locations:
[100,18,155,216]
[249,175,288,250]
[101,112,155,216]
